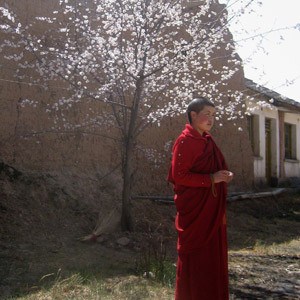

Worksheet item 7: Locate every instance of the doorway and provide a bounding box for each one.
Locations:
[265,118,278,186]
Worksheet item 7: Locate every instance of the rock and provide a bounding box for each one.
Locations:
[116,237,130,246]
[143,271,155,279]
[96,236,105,243]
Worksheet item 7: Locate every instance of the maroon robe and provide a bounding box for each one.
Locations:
[168,124,229,300]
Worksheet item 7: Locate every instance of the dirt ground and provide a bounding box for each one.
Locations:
[227,194,300,299]
[0,164,299,299]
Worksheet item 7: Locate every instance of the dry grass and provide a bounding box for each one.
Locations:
[12,274,174,300]
[251,238,300,255]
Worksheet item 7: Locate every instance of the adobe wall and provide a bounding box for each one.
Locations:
[0,0,119,172]
[0,0,254,193]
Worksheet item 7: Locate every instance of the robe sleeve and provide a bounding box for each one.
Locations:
[171,137,212,187]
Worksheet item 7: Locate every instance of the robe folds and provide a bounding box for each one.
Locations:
[168,124,229,300]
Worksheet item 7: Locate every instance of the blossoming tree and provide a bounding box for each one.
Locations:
[0,0,249,230]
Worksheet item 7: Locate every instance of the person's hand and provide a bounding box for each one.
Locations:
[226,171,234,183]
[212,170,234,183]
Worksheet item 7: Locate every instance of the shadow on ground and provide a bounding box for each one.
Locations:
[227,192,300,251]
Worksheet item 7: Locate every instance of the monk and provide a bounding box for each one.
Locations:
[168,97,234,300]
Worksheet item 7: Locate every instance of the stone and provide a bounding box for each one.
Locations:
[116,237,130,246]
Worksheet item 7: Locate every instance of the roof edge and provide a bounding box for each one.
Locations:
[244,78,300,112]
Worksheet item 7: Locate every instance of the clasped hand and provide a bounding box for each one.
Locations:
[212,170,234,183]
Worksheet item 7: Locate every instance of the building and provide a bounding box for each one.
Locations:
[245,78,300,187]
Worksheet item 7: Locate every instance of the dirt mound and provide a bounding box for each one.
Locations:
[0,162,122,297]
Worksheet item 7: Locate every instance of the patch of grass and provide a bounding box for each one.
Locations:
[252,239,300,256]
[11,273,174,300]
[136,257,176,288]
[11,273,101,300]
[135,237,176,288]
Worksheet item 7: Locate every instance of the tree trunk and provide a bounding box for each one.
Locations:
[121,136,134,231]
[120,76,144,231]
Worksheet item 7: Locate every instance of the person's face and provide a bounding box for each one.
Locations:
[191,105,215,134]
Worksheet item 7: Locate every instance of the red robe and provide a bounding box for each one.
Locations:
[168,124,229,300]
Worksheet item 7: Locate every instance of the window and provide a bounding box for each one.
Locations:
[247,114,260,156]
[284,123,297,159]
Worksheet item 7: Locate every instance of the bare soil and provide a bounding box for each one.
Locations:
[0,164,299,299]
[227,194,300,299]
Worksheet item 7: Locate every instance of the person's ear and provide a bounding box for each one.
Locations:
[190,111,197,122]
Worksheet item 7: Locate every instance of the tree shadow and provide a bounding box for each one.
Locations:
[227,193,300,251]
[0,239,139,299]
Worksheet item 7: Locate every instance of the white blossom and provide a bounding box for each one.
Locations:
[0,0,263,142]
